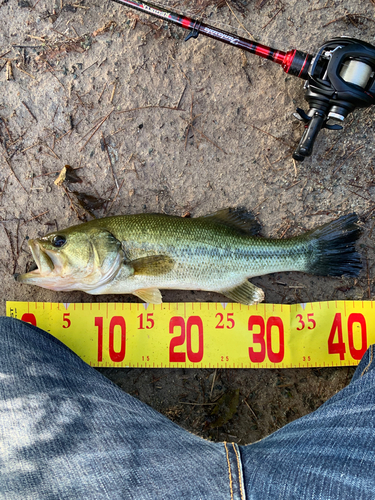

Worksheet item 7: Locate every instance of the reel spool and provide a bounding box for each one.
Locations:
[293,37,375,162]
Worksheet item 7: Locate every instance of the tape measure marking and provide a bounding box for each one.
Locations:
[6,301,375,369]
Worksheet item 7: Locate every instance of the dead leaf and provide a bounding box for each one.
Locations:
[54,165,82,186]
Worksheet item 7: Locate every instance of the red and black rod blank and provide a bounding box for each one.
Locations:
[111,0,312,79]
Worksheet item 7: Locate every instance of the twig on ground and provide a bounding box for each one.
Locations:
[181,94,226,153]
[225,0,254,38]
[98,83,107,103]
[0,176,9,201]
[210,369,217,400]
[79,110,114,151]
[17,66,37,80]
[251,124,292,147]
[20,210,49,226]
[43,142,60,159]
[243,399,258,420]
[262,6,284,29]
[0,145,27,193]
[21,101,38,121]
[177,83,188,110]
[6,60,14,80]
[323,12,375,28]
[82,61,98,74]
[117,105,184,115]
[3,226,17,274]
[105,179,125,215]
[110,81,117,104]
[101,132,119,189]
[20,142,40,153]
[45,60,66,90]
[332,145,364,174]
[61,185,85,220]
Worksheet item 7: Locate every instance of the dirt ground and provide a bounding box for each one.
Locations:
[1,0,374,444]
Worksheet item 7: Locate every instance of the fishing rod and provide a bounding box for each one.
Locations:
[111,0,375,162]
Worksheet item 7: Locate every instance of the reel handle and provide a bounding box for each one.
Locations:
[292,110,326,161]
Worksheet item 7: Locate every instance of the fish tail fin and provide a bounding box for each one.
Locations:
[304,214,362,278]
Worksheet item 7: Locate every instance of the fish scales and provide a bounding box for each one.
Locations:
[100,215,309,287]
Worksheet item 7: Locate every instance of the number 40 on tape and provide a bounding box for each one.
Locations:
[6,301,375,369]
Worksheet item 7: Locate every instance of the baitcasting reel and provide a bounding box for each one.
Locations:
[293,37,375,161]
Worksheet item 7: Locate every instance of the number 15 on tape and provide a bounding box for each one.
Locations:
[6,301,375,368]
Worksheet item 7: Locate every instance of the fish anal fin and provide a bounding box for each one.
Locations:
[202,208,261,235]
[131,255,175,276]
[221,281,264,305]
[133,288,162,304]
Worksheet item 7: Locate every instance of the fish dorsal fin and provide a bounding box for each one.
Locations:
[221,281,264,305]
[131,255,175,276]
[133,288,162,304]
[201,208,261,235]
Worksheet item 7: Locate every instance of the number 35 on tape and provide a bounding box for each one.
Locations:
[6,301,375,369]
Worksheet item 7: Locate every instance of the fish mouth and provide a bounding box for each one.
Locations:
[15,240,55,283]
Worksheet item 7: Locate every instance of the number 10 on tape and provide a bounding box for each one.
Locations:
[6,301,375,368]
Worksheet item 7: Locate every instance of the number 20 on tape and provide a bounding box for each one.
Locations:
[6,301,375,368]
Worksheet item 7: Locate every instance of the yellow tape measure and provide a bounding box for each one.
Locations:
[6,301,375,368]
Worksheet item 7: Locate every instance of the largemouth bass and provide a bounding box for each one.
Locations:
[15,209,361,305]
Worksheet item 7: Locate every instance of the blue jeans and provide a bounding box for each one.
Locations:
[0,317,374,500]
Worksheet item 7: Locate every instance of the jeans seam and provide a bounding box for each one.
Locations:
[224,442,234,500]
[361,344,374,377]
[232,443,245,500]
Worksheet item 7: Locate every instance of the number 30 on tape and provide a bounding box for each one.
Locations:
[6,301,375,368]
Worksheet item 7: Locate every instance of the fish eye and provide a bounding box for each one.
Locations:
[52,235,66,248]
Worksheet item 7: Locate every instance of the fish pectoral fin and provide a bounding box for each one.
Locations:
[201,208,261,236]
[133,288,162,304]
[131,255,175,276]
[221,281,264,305]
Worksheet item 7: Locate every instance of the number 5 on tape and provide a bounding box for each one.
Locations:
[6,301,375,368]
